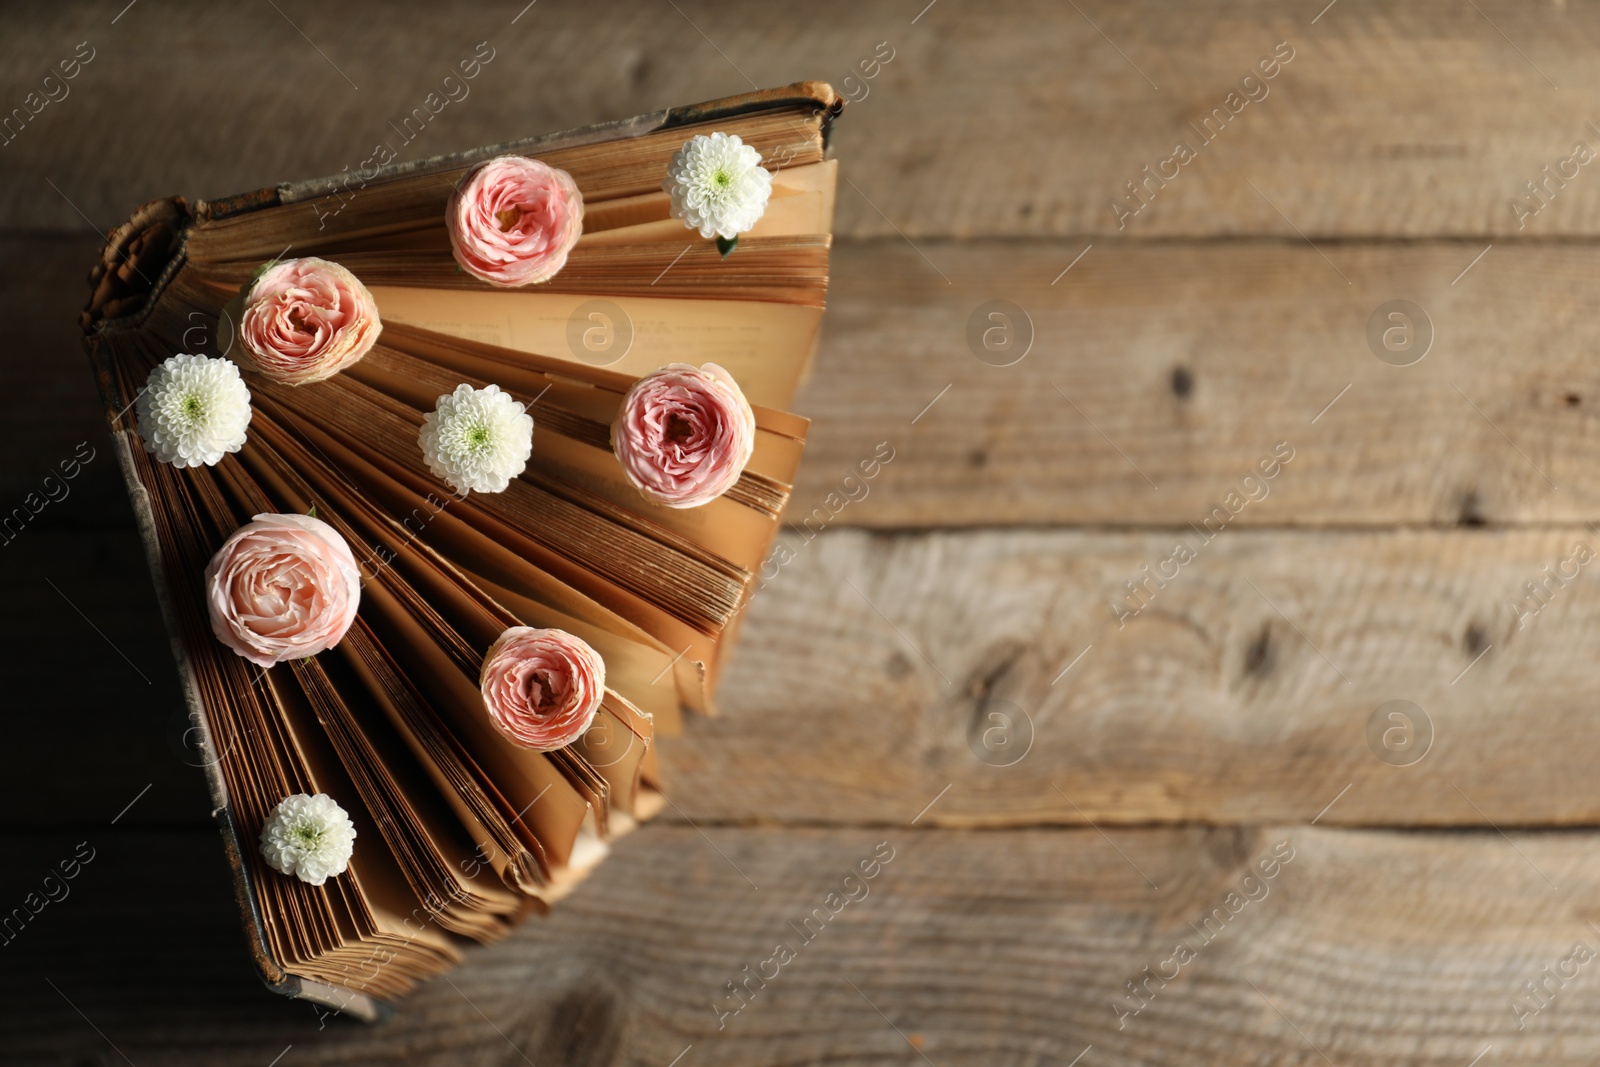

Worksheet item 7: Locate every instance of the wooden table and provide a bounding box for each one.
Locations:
[5,2,1600,1063]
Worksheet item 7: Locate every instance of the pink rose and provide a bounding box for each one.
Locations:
[239,257,381,386]
[204,513,361,667]
[612,363,755,508]
[446,156,584,287]
[480,627,605,751]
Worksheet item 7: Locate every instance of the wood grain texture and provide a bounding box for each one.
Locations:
[0,522,209,827]
[670,524,1600,827]
[6,1,1600,238]
[0,235,123,516]
[793,238,1600,527]
[6,825,1600,1066]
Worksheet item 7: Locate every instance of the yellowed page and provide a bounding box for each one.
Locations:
[368,287,823,410]
[579,160,837,245]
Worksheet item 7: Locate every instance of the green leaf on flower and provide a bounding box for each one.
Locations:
[716,235,739,257]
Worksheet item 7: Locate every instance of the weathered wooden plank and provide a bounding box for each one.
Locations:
[0,235,123,518]
[4,825,1598,1065]
[6,1,1600,238]
[673,524,1600,828]
[0,521,211,827]
[794,238,1600,526]
[12,521,1600,829]
[14,236,1600,527]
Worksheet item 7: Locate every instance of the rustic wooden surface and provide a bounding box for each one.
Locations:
[9,826,1600,1066]
[7,0,1600,239]
[5,1,1600,1064]
[807,240,1600,527]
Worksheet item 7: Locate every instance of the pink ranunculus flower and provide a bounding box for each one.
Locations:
[446,156,584,287]
[239,257,382,386]
[612,362,756,508]
[480,627,606,751]
[204,513,362,667]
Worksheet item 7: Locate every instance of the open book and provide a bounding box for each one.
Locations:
[79,82,841,1019]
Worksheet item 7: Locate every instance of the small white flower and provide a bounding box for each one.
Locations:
[663,131,773,240]
[259,793,356,886]
[135,353,253,467]
[419,383,534,494]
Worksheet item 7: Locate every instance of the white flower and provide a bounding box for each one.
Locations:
[419,383,534,494]
[663,131,773,240]
[135,353,253,467]
[259,793,356,886]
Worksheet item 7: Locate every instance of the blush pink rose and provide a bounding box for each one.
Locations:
[204,513,362,667]
[480,627,606,751]
[239,257,382,386]
[446,156,584,287]
[612,363,755,508]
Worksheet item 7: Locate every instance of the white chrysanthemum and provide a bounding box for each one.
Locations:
[259,793,356,886]
[663,131,773,240]
[135,353,253,467]
[419,383,534,494]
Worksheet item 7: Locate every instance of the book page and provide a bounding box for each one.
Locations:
[368,287,822,410]
[579,160,837,244]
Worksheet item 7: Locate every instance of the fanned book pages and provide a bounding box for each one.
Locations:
[78,83,841,1020]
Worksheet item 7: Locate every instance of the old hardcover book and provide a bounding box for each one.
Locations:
[79,82,841,1019]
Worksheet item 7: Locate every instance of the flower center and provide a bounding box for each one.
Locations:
[530,670,557,712]
[665,413,695,443]
[495,207,522,232]
[712,168,733,191]
[465,423,492,453]
[292,823,325,850]
[288,307,311,333]
[180,392,206,425]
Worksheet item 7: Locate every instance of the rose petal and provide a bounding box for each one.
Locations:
[204,513,362,667]
[611,363,755,508]
[240,258,382,386]
[446,157,585,287]
[479,627,605,751]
